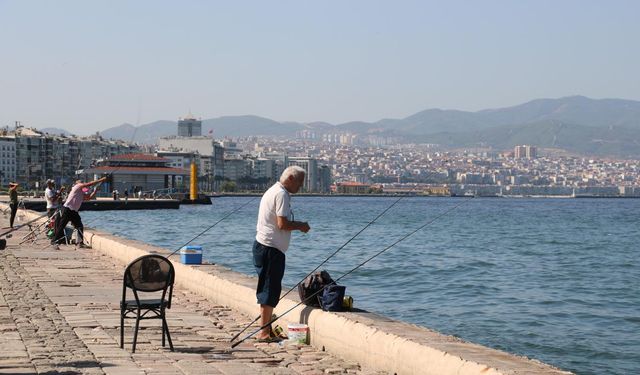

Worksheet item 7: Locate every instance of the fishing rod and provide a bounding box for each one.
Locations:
[0,211,50,250]
[164,197,258,259]
[231,196,474,348]
[37,109,142,248]
[81,110,144,229]
[230,196,405,342]
[0,211,49,238]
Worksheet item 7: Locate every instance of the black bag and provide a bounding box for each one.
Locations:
[319,284,346,312]
[298,270,334,307]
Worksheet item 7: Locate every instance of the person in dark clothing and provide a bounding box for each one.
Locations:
[53,177,106,248]
[8,182,19,228]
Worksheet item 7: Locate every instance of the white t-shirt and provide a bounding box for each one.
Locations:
[45,187,58,209]
[256,182,292,253]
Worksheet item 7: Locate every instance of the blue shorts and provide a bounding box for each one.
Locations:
[253,241,286,307]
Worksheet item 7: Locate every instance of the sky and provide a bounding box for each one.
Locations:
[1,0,639,134]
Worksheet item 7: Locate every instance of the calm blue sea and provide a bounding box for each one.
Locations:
[84,197,640,375]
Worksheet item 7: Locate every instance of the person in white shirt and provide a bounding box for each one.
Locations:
[44,179,64,218]
[253,166,310,342]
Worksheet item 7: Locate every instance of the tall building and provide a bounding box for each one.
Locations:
[288,156,318,192]
[514,145,537,159]
[318,165,332,193]
[0,136,16,185]
[223,158,251,182]
[178,116,202,137]
[251,158,275,180]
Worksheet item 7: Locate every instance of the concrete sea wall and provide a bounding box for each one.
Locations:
[12,208,571,375]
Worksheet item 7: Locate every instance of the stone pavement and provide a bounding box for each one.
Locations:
[0,215,385,375]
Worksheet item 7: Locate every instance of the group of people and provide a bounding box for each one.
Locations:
[7,166,310,343]
[6,176,107,248]
[111,187,155,201]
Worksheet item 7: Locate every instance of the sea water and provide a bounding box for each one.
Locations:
[85,197,640,375]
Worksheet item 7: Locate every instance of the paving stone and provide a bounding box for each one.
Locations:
[0,214,385,375]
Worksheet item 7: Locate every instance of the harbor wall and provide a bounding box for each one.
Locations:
[11,207,571,375]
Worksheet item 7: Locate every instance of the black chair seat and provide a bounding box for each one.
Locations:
[120,254,175,353]
[121,298,169,310]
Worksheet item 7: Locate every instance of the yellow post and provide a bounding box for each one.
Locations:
[190,162,198,201]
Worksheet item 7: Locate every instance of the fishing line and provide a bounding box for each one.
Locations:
[82,107,143,229]
[165,197,257,258]
[37,107,143,248]
[0,212,49,239]
[231,196,474,348]
[230,196,404,342]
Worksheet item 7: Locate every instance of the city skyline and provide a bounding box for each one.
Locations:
[1,1,639,134]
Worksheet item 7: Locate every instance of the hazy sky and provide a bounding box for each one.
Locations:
[1,0,639,134]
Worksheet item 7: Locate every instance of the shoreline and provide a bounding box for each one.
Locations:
[209,192,640,198]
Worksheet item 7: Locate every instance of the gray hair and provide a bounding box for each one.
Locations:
[280,166,306,183]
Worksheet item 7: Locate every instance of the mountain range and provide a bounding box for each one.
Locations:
[41,96,640,157]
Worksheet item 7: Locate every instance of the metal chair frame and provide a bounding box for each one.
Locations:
[120,254,175,353]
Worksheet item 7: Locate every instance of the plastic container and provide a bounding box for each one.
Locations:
[342,295,353,311]
[179,245,203,264]
[287,323,309,344]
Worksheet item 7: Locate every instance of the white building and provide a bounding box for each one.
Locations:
[158,136,216,156]
[288,156,318,192]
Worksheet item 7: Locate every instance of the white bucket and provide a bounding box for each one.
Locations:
[287,323,308,344]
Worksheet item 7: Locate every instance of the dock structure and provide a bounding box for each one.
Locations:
[1,197,182,212]
[0,206,573,375]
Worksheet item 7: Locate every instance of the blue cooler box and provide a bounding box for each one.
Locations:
[179,246,203,264]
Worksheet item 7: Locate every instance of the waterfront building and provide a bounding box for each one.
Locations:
[82,153,190,193]
[336,182,371,194]
[250,158,275,180]
[223,158,251,182]
[8,126,137,188]
[212,142,225,179]
[318,165,332,193]
[288,156,318,192]
[0,136,16,186]
[259,152,288,180]
[423,186,450,196]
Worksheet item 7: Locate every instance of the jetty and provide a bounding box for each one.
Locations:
[0,196,216,212]
[0,205,573,375]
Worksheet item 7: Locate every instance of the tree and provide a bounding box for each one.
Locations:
[220,181,237,192]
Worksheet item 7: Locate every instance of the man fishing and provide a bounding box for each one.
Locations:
[44,179,64,218]
[253,166,310,342]
[53,176,106,248]
[7,182,19,228]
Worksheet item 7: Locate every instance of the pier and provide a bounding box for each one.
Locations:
[1,198,184,212]
[0,206,572,375]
